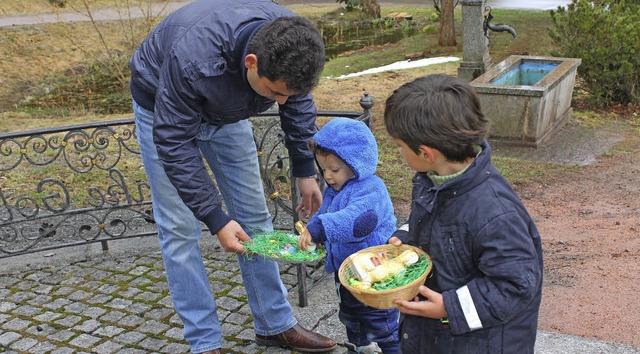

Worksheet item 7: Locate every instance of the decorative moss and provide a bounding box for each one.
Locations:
[243,230,326,263]
[348,255,429,290]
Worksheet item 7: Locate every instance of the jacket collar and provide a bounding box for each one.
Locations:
[414,140,493,212]
[236,20,268,82]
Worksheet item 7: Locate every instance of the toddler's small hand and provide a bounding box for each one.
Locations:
[297,231,313,250]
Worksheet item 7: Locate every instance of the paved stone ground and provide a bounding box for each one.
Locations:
[0,237,343,354]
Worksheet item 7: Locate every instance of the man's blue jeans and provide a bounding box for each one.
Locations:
[133,100,296,353]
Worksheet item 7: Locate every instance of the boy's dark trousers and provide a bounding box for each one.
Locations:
[334,274,400,353]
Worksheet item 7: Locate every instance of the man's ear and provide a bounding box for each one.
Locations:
[418,144,437,164]
[244,54,258,70]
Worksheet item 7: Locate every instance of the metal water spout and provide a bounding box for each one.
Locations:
[483,7,517,39]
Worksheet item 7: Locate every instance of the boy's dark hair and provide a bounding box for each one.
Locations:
[248,16,325,94]
[384,74,490,163]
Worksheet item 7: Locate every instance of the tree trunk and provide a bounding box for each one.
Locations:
[362,0,381,19]
[438,0,456,46]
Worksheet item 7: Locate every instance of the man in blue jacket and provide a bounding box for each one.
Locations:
[129,0,335,353]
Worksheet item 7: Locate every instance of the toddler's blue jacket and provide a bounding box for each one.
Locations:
[306,118,397,273]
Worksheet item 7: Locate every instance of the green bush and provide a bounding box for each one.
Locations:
[548,0,640,106]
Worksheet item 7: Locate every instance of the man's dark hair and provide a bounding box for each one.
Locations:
[248,16,325,94]
[384,74,490,163]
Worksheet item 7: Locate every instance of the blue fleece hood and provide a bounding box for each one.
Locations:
[313,118,378,180]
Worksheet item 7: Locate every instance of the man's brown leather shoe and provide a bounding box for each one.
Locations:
[199,349,222,354]
[255,323,337,352]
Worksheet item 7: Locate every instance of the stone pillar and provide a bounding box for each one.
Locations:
[458,0,492,81]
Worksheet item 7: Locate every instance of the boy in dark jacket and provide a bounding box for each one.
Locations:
[383,74,544,353]
[129,0,334,353]
[297,118,399,353]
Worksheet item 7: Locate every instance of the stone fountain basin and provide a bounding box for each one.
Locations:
[471,55,581,148]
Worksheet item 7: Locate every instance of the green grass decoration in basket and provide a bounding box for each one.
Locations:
[350,255,430,290]
[243,230,326,263]
[339,244,432,309]
[372,256,429,290]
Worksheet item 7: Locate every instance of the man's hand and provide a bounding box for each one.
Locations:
[393,285,448,319]
[216,220,251,254]
[295,177,322,219]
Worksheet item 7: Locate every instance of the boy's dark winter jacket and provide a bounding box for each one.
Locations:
[392,141,543,353]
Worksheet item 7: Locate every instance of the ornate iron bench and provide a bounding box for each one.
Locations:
[0,93,374,307]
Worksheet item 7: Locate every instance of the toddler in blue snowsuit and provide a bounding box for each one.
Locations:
[297,117,400,353]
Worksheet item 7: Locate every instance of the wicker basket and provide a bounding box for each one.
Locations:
[338,244,432,309]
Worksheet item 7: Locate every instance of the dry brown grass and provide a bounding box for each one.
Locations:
[0,0,171,16]
[0,0,168,121]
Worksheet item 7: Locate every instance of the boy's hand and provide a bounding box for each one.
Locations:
[393,286,447,319]
[297,230,314,250]
[216,220,250,254]
[388,236,403,246]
